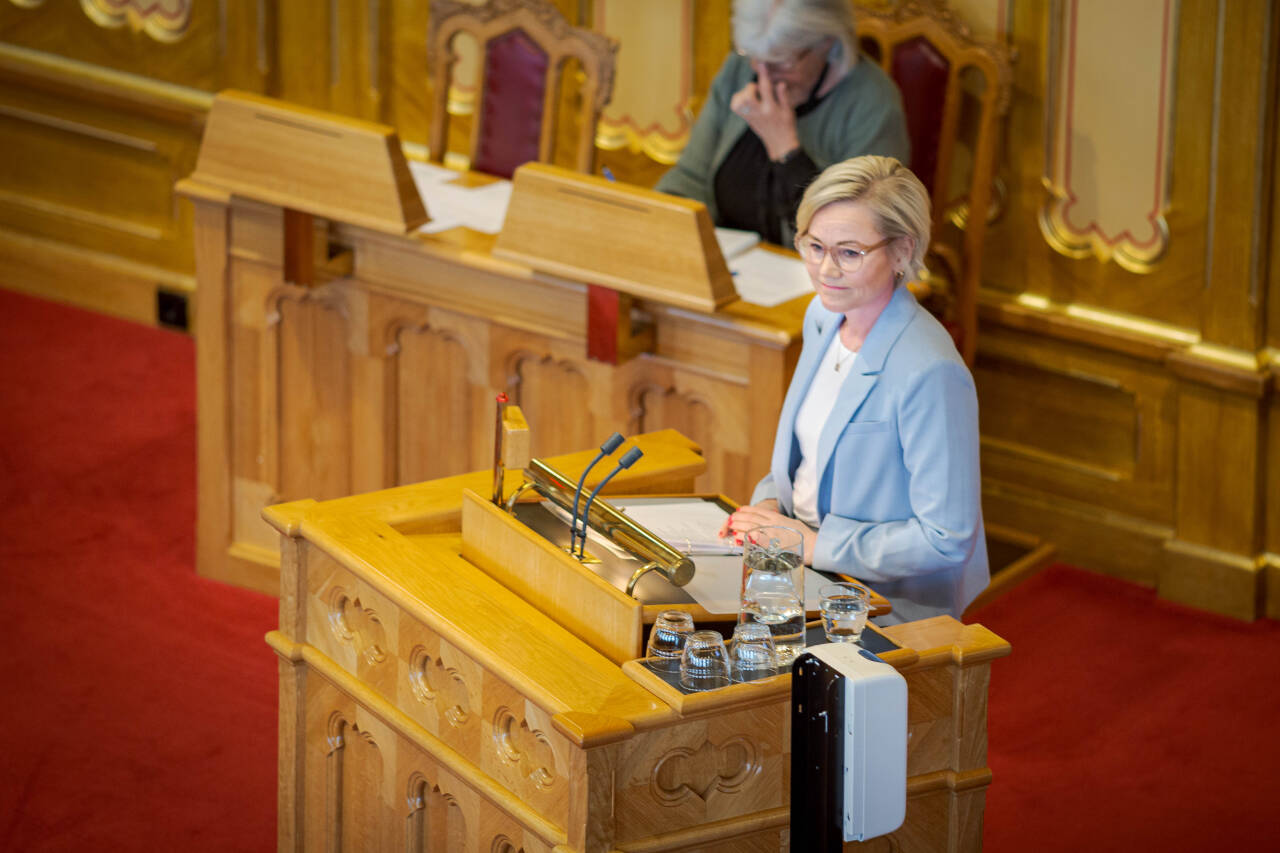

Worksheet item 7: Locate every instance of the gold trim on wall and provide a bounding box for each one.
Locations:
[592,0,693,165]
[1040,0,1177,273]
[79,0,192,43]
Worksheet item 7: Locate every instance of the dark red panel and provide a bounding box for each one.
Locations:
[473,29,549,179]
[586,284,620,364]
[890,36,950,196]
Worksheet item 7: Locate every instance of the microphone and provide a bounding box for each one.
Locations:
[576,446,644,558]
[569,432,624,554]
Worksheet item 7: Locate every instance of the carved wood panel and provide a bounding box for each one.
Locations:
[394,322,484,483]
[504,348,596,461]
[628,361,752,498]
[325,712,385,849]
[612,701,787,842]
[308,553,401,696]
[302,682,401,851]
[405,773,468,852]
[276,288,354,502]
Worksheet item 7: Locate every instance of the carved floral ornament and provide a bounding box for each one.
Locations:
[78,0,192,43]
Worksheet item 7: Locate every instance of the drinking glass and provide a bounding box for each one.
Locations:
[729,622,778,682]
[647,609,695,672]
[819,582,871,643]
[679,630,731,691]
[740,525,806,664]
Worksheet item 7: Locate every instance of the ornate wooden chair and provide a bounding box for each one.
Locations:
[428,0,618,179]
[857,0,1014,366]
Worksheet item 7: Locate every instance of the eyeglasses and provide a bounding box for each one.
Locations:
[795,234,894,272]
[736,42,818,73]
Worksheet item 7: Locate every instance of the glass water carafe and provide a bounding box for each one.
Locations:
[739,525,805,665]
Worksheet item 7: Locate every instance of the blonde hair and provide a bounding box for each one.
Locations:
[796,155,931,279]
[732,0,858,77]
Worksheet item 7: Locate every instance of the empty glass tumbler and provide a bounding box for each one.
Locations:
[647,609,695,672]
[679,630,731,691]
[740,525,806,664]
[729,622,778,682]
[819,582,871,643]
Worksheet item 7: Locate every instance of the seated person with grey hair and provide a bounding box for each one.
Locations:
[656,0,910,246]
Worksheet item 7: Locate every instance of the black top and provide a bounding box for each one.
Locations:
[713,64,831,245]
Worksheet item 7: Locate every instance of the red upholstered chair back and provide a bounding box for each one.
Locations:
[857,1,1014,365]
[429,0,618,179]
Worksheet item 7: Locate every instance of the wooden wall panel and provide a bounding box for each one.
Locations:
[395,320,491,483]
[505,342,599,461]
[0,2,221,90]
[984,0,1214,329]
[277,294,354,501]
[0,45,207,321]
[974,328,1176,525]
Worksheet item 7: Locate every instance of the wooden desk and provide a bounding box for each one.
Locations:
[264,431,1010,852]
[183,134,806,596]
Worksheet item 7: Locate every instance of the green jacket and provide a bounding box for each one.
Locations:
[656,52,910,244]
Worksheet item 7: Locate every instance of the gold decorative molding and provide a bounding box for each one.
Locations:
[593,0,693,164]
[1040,0,1175,273]
[79,0,192,43]
[946,0,1014,42]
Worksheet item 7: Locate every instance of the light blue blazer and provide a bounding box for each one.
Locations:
[751,286,989,623]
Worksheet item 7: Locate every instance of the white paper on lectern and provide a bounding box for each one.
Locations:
[407,159,514,235]
[714,226,761,261]
[619,500,739,556]
[613,497,826,614]
[729,247,813,307]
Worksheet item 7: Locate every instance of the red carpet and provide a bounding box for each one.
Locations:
[0,290,277,852]
[970,567,1280,851]
[1,287,1278,851]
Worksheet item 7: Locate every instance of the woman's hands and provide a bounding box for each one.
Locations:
[729,64,802,162]
[718,499,818,566]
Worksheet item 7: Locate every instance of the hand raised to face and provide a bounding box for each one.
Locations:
[728,64,802,162]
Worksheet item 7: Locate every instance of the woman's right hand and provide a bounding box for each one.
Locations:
[718,499,781,545]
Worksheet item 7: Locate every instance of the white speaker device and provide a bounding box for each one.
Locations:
[791,642,908,847]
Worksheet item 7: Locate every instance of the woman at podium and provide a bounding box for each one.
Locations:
[721,156,988,624]
[655,0,909,246]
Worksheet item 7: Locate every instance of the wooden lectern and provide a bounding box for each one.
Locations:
[264,430,1010,852]
[179,91,806,596]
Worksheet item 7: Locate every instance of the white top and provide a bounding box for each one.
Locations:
[791,331,856,527]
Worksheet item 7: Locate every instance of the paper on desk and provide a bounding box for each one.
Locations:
[729,247,813,307]
[406,160,514,235]
[406,159,458,188]
[714,226,761,261]
[418,180,513,234]
[612,497,824,615]
[619,500,740,556]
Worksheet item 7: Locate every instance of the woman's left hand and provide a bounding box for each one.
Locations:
[720,501,818,566]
